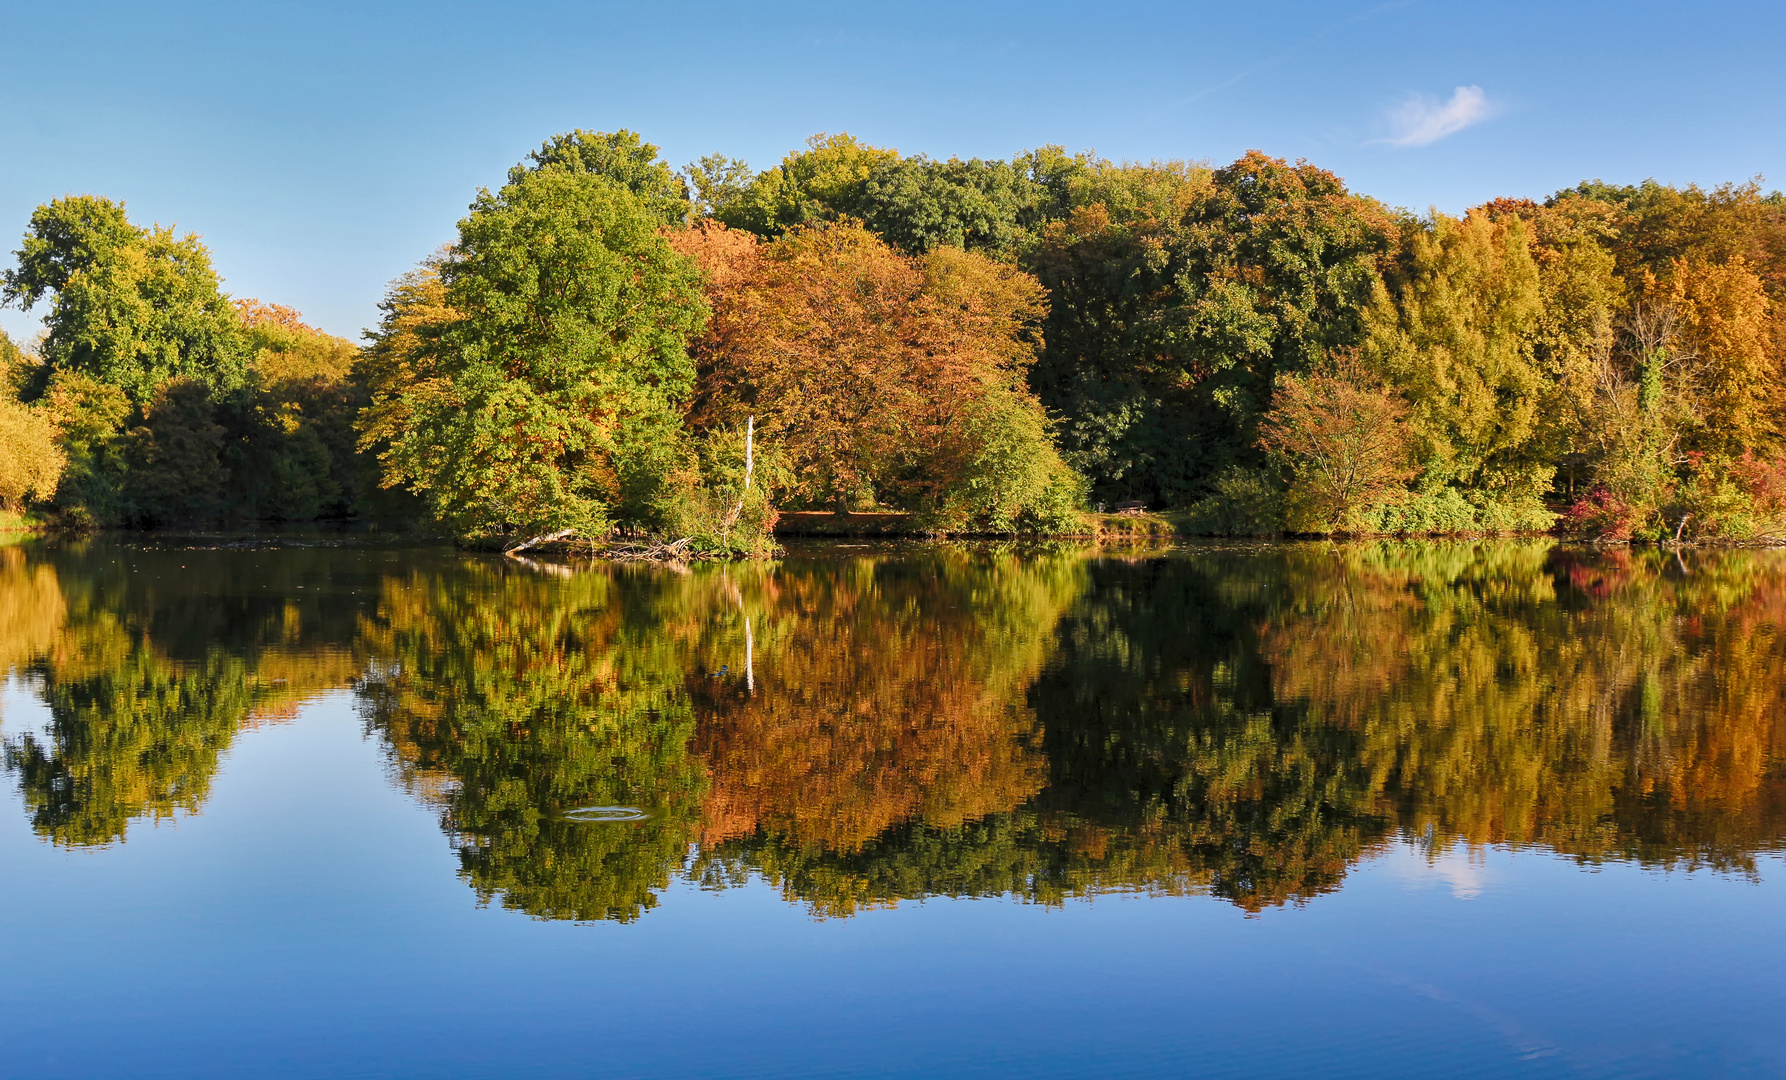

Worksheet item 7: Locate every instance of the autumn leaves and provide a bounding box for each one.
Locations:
[669,221,1080,532]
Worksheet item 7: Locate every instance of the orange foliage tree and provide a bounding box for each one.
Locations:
[667,221,1080,530]
[1256,362,1415,529]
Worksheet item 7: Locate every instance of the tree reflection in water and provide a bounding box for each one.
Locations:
[3,539,1783,917]
[0,542,367,846]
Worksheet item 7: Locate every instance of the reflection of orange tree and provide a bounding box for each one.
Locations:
[2,544,365,846]
[691,550,1082,861]
[686,549,1099,915]
[1260,543,1786,875]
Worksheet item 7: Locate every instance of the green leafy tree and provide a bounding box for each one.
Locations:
[1028,152,1399,505]
[854,155,1049,255]
[372,167,709,542]
[0,326,26,396]
[1,196,249,407]
[684,154,755,219]
[514,129,690,226]
[126,379,230,526]
[38,371,132,526]
[715,132,900,236]
[1057,157,1210,225]
[220,301,365,522]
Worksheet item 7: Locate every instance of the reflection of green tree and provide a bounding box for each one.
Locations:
[3,543,373,846]
[357,561,713,922]
[1017,552,1391,911]
[10,623,251,845]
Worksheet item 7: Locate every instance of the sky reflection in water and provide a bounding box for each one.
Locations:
[0,538,1783,1078]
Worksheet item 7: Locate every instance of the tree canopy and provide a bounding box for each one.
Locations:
[513,128,690,226]
[2,196,250,406]
[366,165,709,540]
[5,128,1786,542]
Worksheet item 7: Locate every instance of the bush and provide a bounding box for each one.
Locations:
[1361,487,1554,535]
[912,391,1087,535]
[1715,453,1786,540]
[656,424,784,557]
[1565,453,1786,543]
[1182,467,1286,535]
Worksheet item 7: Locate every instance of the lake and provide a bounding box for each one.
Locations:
[1,537,1782,1079]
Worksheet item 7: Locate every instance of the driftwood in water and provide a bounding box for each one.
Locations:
[606,536,698,561]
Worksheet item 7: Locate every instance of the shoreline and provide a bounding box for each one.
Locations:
[10,512,1784,553]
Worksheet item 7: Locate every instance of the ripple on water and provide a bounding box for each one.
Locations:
[561,806,653,823]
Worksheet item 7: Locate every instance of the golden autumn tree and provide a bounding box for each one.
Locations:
[1365,211,1550,506]
[355,253,457,476]
[1662,256,1776,452]
[0,397,65,513]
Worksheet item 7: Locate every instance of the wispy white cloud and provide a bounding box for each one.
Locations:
[1382,85,1494,147]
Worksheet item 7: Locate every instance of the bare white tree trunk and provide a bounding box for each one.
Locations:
[722,415,758,533]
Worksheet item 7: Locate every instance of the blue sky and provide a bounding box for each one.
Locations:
[2,0,1782,343]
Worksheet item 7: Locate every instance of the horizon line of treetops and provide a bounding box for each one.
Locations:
[3,129,1786,551]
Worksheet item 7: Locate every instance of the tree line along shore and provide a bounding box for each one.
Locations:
[2,129,1785,552]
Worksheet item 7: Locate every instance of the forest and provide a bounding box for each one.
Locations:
[4,129,1786,546]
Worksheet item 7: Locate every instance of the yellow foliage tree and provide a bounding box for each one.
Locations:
[0,397,65,513]
[1663,256,1776,451]
[717,132,901,236]
[1365,211,1549,500]
[355,256,458,468]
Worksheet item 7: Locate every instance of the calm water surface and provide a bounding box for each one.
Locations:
[1,538,1783,1078]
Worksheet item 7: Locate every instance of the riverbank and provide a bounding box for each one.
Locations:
[770,509,1184,541]
[0,510,47,536]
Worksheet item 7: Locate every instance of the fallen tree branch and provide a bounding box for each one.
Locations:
[504,529,574,556]
[605,536,699,562]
